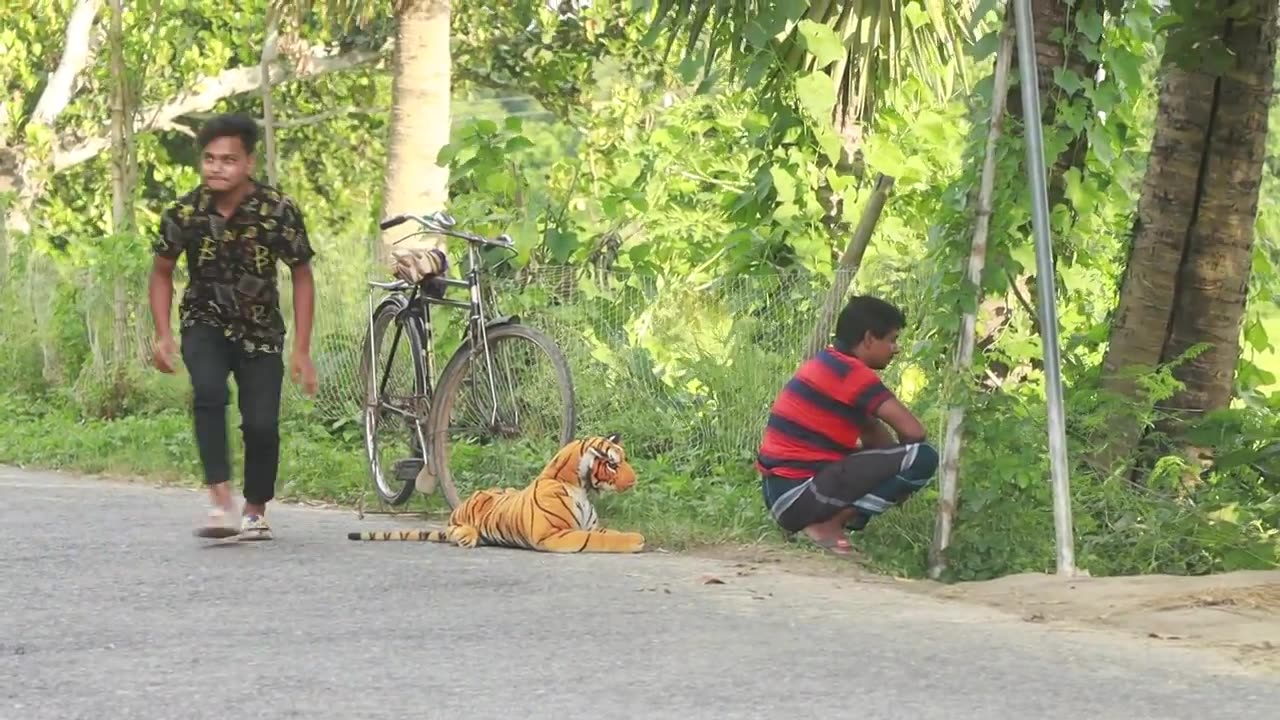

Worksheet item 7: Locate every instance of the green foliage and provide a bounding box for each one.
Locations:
[452,1,638,118]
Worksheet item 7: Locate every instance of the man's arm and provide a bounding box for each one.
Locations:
[290,262,314,355]
[874,397,927,444]
[273,197,318,352]
[148,255,176,336]
[858,418,899,449]
[148,210,185,372]
[847,370,926,447]
[149,211,184,339]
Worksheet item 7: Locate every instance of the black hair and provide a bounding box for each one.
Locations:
[196,113,259,155]
[832,295,906,352]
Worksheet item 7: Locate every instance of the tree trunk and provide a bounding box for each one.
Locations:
[107,0,135,369]
[1098,1,1277,475]
[379,0,451,263]
[261,8,282,187]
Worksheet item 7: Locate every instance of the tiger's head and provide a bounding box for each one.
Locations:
[546,433,636,493]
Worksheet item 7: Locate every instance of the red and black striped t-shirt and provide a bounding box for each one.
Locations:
[755,347,895,480]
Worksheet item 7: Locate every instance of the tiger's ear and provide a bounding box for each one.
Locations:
[605,432,621,444]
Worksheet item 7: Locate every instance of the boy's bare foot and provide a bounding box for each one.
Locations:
[802,523,853,554]
[802,530,854,554]
[800,507,861,554]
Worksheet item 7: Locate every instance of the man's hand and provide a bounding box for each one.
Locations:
[290,350,319,396]
[153,334,179,373]
[149,256,178,373]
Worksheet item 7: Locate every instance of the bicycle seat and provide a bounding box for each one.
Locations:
[367,279,411,291]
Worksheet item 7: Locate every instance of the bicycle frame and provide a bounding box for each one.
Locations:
[365,219,513,434]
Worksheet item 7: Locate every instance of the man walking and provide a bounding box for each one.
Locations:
[148,113,318,540]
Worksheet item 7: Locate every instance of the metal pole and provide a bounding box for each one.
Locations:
[1012,0,1076,576]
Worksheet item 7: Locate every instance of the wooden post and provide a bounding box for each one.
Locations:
[805,173,895,358]
[928,28,1016,580]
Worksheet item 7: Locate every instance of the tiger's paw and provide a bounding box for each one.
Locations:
[621,532,646,553]
[450,525,481,548]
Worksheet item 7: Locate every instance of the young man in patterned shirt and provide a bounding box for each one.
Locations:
[148,113,318,541]
[756,295,939,555]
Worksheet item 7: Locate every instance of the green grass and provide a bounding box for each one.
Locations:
[0,390,795,549]
[3,388,1275,579]
[3,341,1275,583]
[0,387,956,580]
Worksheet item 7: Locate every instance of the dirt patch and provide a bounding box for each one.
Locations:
[917,569,1280,674]
[685,540,1280,674]
[680,540,928,591]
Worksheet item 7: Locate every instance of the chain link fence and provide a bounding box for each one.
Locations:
[285,260,851,467]
[1,242,860,466]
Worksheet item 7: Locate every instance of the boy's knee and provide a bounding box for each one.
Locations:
[240,416,280,443]
[190,379,228,409]
[903,442,938,483]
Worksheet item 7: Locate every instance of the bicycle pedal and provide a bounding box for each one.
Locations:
[393,458,425,483]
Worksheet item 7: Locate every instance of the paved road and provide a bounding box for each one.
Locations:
[2,467,1275,720]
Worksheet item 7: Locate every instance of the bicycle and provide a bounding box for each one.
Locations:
[358,210,577,509]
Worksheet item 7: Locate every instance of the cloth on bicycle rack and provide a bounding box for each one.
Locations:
[389,247,448,284]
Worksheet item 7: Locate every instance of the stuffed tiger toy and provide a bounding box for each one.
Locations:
[347,434,645,553]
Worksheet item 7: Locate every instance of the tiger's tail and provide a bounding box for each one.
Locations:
[346,529,449,542]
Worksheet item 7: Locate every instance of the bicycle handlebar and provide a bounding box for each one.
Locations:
[379,210,515,250]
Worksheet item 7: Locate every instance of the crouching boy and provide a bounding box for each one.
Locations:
[756,295,939,554]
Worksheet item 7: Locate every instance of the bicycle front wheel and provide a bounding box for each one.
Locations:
[359,302,429,506]
[425,322,576,509]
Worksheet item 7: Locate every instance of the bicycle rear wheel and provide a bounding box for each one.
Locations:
[359,301,429,506]
[424,322,576,509]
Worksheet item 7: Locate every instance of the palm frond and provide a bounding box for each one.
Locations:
[644,0,977,127]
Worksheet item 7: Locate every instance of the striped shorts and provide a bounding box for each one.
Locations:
[761,443,939,533]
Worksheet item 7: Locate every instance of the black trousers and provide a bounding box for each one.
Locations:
[181,322,284,505]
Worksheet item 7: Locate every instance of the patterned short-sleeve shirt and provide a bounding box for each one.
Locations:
[152,181,316,355]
